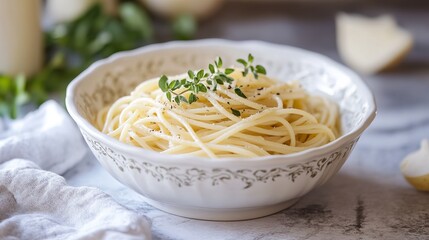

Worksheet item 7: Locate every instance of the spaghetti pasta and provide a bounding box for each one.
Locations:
[97,69,340,158]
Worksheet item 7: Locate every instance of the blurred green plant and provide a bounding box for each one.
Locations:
[30,2,153,104]
[34,2,153,101]
[0,2,197,119]
[0,74,29,119]
[0,2,157,119]
[47,2,153,61]
[172,14,197,40]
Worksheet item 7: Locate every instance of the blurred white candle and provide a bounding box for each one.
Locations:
[0,0,43,76]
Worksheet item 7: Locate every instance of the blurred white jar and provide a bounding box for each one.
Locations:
[140,0,224,19]
[47,0,98,23]
[46,0,117,23]
[0,0,43,76]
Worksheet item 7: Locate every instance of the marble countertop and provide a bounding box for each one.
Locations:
[65,2,429,239]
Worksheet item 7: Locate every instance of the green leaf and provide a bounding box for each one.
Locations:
[168,80,174,90]
[197,69,205,79]
[0,75,12,95]
[159,75,169,92]
[169,80,180,90]
[49,24,69,46]
[49,51,66,69]
[172,14,196,40]
[14,74,29,105]
[224,68,234,75]
[88,31,112,55]
[198,84,207,92]
[174,95,181,104]
[192,84,199,93]
[237,58,247,67]
[256,65,267,75]
[207,80,213,85]
[166,91,172,101]
[0,74,30,118]
[248,53,254,63]
[234,88,247,98]
[253,73,259,79]
[215,78,224,85]
[181,78,187,85]
[225,76,234,84]
[188,70,195,79]
[119,2,153,40]
[231,108,241,117]
[188,93,198,104]
[218,75,230,83]
[217,57,223,68]
[242,68,249,77]
[204,73,209,78]
[179,95,188,103]
[209,64,215,74]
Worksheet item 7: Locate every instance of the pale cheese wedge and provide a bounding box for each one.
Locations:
[336,13,413,74]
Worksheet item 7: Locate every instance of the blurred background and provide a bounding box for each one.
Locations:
[0,0,428,120]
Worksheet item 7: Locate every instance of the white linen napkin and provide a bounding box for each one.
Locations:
[0,159,151,240]
[0,101,152,240]
[0,101,85,174]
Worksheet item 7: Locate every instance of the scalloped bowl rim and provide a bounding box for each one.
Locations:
[66,39,377,164]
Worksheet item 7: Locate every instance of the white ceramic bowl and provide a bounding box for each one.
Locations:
[66,39,376,221]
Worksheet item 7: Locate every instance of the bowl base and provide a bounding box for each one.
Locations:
[143,197,301,221]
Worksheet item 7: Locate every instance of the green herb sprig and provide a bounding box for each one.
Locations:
[158,54,267,116]
[159,57,233,104]
[236,54,267,79]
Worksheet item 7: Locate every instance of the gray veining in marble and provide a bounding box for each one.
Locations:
[66,2,429,239]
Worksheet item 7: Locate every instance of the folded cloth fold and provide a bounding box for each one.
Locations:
[0,159,151,240]
[0,101,152,239]
[0,101,87,174]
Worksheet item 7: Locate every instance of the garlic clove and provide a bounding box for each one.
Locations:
[336,13,413,74]
[400,139,429,191]
[403,174,429,191]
